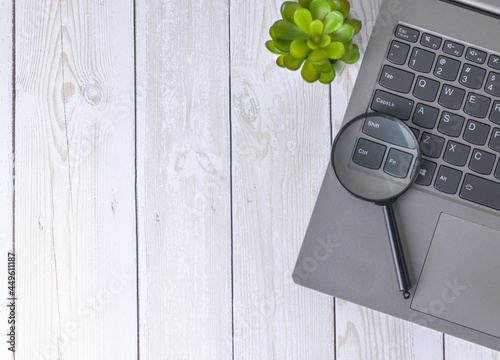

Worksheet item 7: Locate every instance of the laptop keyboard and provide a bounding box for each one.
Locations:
[370,24,500,212]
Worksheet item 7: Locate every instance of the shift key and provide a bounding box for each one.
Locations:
[371,90,414,120]
[460,174,500,211]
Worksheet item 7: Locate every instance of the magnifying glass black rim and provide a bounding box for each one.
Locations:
[331,112,422,206]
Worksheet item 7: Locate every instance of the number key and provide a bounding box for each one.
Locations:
[460,64,486,89]
[434,55,461,81]
[409,48,435,73]
[485,72,500,97]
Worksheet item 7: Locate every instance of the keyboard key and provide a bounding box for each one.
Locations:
[443,40,464,57]
[384,148,413,178]
[434,166,462,194]
[439,85,465,110]
[413,76,440,101]
[443,141,470,167]
[434,56,461,81]
[459,64,486,89]
[463,119,490,145]
[485,72,500,97]
[489,128,500,152]
[490,101,500,125]
[415,159,437,186]
[395,25,419,43]
[420,132,445,158]
[464,93,491,118]
[421,33,442,50]
[409,48,435,73]
[362,115,415,148]
[495,161,500,180]
[371,90,414,120]
[460,174,500,211]
[469,149,496,175]
[379,65,415,93]
[412,103,439,129]
[387,40,410,65]
[488,55,500,71]
[437,112,465,137]
[466,47,487,64]
[352,138,386,169]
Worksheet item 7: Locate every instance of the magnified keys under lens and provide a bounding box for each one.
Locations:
[331,112,421,299]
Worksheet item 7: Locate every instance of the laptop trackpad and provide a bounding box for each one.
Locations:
[411,213,500,338]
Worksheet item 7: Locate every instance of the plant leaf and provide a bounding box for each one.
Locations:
[266,40,285,54]
[283,54,304,70]
[330,23,354,42]
[276,54,286,67]
[281,2,302,23]
[293,8,313,35]
[270,27,277,40]
[307,40,319,50]
[309,0,331,21]
[309,20,324,36]
[299,0,310,8]
[323,11,343,34]
[327,0,341,11]
[274,38,292,52]
[319,68,336,83]
[290,39,311,59]
[324,41,345,59]
[341,44,359,63]
[343,40,353,53]
[308,48,329,64]
[343,51,359,64]
[273,20,309,40]
[345,19,362,35]
[314,61,333,73]
[301,60,320,82]
[319,34,331,48]
[338,0,350,18]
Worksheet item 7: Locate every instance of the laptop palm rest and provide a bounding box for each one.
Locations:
[411,213,500,338]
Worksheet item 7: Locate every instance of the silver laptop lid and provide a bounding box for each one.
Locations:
[451,0,500,15]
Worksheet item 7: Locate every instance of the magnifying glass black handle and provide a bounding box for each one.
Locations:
[383,204,412,299]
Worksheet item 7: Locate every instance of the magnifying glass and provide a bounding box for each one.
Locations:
[331,112,421,299]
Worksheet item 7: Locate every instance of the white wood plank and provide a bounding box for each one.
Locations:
[0,0,14,358]
[446,336,500,359]
[333,1,444,359]
[135,0,233,359]
[231,1,334,359]
[15,0,137,358]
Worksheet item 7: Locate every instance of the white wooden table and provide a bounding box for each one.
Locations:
[1,0,499,359]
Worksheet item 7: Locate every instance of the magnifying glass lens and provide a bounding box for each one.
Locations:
[331,113,421,299]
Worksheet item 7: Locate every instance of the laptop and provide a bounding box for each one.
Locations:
[293,0,500,351]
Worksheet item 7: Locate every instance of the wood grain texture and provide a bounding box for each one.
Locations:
[15,0,137,358]
[333,1,445,359]
[230,1,334,359]
[135,0,233,359]
[446,336,500,359]
[0,0,14,358]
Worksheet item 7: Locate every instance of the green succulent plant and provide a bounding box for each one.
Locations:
[266,0,362,84]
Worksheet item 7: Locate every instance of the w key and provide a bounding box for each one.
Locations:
[439,85,466,110]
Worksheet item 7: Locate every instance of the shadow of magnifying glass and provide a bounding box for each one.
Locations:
[331,112,421,299]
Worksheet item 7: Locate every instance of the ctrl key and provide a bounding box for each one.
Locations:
[352,138,387,169]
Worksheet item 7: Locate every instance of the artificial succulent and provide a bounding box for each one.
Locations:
[266,0,362,84]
